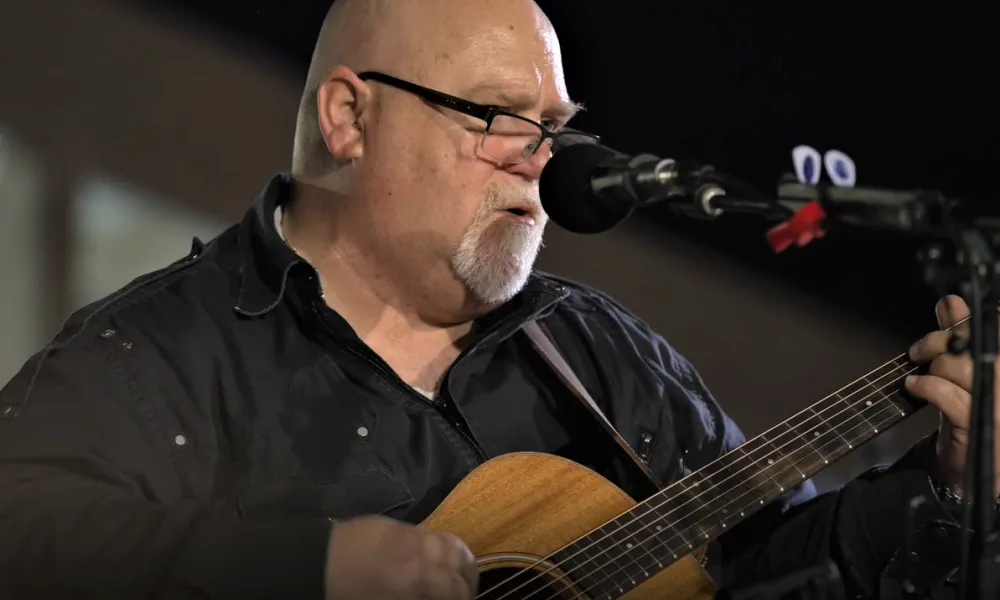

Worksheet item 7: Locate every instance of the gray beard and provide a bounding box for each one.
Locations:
[451,215,544,305]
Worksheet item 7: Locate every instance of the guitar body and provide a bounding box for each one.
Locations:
[422,452,716,600]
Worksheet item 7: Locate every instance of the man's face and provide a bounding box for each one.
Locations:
[356,2,578,307]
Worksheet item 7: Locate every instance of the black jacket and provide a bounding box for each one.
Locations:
[0,174,965,599]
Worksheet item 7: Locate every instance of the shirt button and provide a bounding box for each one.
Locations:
[357,427,369,438]
[174,435,187,446]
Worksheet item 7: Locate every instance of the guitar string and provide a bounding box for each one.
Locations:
[546,319,975,600]
[478,353,910,599]
[500,365,911,600]
[480,318,967,599]
[555,392,910,600]
[479,355,913,600]
[499,363,912,600]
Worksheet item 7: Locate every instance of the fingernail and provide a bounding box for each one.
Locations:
[905,375,917,387]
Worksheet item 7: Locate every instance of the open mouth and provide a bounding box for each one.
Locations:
[501,206,537,226]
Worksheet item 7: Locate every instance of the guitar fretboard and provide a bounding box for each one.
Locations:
[550,353,924,599]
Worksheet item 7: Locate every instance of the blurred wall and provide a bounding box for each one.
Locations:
[0,0,936,492]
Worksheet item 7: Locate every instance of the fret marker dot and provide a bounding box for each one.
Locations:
[656,525,663,531]
[874,428,879,433]
[767,458,775,465]
[813,431,821,437]
[740,511,745,516]
[823,459,829,464]
[626,542,633,549]
[759,500,765,505]
[866,401,873,406]
[779,486,785,491]
[848,444,853,448]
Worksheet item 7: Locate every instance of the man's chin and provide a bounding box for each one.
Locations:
[455,256,535,307]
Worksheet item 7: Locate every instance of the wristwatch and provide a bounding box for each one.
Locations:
[931,477,1000,519]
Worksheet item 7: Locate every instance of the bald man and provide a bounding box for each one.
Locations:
[1,1,995,599]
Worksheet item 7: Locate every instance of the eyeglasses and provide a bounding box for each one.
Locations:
[357,71,600,167]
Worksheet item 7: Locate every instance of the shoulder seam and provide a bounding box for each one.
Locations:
[6,252,207,418]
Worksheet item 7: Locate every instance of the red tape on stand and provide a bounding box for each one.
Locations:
[766,200,827,253]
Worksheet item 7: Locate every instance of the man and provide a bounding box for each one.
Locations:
[0,0,996,598]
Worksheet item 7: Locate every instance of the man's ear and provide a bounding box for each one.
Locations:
[316,66,371,162]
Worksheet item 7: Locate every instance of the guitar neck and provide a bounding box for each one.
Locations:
[552,351,926,596]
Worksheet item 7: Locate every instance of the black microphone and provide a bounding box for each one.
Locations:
[539,143,728,234]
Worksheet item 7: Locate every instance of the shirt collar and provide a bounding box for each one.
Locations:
[234,173,309,316]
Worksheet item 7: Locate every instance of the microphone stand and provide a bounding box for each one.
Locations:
[920,221,1000,600]
[662,173,1000,599]
[768,185,1000,600]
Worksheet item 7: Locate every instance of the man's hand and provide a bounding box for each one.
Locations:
[324,515,479,600]
[906,295,1000,498]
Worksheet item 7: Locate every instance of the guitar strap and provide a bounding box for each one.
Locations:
[523,321,664,490]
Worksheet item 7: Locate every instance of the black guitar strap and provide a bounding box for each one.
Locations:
[523,320,664,490]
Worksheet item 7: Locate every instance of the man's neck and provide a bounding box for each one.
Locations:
[278,187,480,372]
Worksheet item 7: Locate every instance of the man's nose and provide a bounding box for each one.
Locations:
[507,142,553,182]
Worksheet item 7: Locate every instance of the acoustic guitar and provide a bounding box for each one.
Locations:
[421,348,926,599]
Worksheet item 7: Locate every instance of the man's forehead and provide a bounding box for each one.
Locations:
[464,79,582,118]
[450,28,577,117]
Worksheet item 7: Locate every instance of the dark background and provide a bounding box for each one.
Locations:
[1,0,993,490]
[137,0,996,339]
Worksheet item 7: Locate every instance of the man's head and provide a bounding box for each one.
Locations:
[290,0,583,315]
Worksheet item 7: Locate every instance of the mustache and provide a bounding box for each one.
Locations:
[485,183,542,212]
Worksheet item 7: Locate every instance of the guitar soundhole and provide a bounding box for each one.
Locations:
[477,566,579,600]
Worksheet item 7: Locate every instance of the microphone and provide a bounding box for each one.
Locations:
[539,143,730,234]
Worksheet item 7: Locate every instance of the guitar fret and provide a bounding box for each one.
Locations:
[611,516,659,588]
[683,476,725,541]
[698,461,757,530]
[638,500,686,562]
[579,509,676,596]
[552,541,618,599]
[804,406,852,463]
[787,408,836,466]
[734,439,788,500]
[779,419,829,469]
[757,424,813,490]
[656,495,701,551]
[859,374,906,417]
[830,391,875,445]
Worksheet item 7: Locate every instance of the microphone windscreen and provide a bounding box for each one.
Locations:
[539,143,636,234]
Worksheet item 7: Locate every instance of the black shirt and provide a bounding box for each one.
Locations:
[0,174,967,599]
